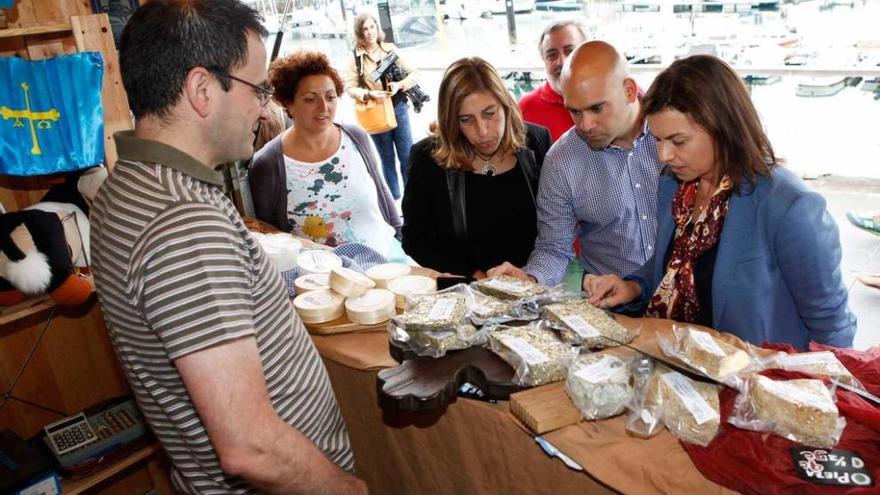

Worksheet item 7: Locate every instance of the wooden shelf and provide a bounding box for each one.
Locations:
[61,442,163,495]
[0,275,95,327]
[0,23,72,39]
[0,295,55,327]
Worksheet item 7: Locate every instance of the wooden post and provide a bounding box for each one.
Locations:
[72,13,132,170]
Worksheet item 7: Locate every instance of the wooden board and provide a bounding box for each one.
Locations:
[72,13,133,169]
[305,314,390,335]
[377,346,525,414]
[509,382,582,435]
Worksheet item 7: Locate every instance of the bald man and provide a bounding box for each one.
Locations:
[490,41,663,285]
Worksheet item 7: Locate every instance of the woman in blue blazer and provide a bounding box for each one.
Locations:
[585,55,856,350]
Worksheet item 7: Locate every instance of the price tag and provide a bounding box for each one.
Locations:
[688,329,726,356]
[759,377,836,412]
[662,372,718,425]
[428,298,458,320]
[778,352,841,369]
[561,315,600,338]
[498,336,550,365]
[574,357,620,383]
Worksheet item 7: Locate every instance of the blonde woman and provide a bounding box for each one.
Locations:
[401,57,551,279]
[346,12,417,199]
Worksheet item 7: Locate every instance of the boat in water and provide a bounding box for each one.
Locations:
[796,76,847,97]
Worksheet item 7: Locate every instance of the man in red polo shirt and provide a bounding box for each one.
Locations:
[518,20,588,142]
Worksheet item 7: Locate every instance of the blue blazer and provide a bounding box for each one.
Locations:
[629,166,856,349]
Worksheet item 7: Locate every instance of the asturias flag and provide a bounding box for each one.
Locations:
[0,52,105,176]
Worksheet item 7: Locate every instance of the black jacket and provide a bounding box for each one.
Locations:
[401,123,551,276]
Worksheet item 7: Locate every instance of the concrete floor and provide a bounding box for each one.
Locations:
[809,176,880,351]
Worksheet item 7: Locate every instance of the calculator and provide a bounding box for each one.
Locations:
[43,412,99,456]
[41,398,149,470]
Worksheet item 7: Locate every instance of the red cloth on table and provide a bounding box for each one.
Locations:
[682,343,880,495]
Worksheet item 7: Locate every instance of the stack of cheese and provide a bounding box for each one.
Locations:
[292,260,435,326]
[252,233,302,273]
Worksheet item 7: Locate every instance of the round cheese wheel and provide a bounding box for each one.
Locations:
[294,273,330,295]
[386,275,437,309]
[293,289,345,324]
[254,233,302,272]
[365,263,412,288]
[329,267,376,297]
[296,250,342,276]
[345,289,396,325]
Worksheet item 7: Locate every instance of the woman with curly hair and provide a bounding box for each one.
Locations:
[249,50,402,258]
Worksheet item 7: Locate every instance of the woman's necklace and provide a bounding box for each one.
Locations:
[473,149,499,176]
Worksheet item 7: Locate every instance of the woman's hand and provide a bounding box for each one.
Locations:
[368,90,386,101]
[583,274,641,309]
[472,270,487,280]
[486,262,536,282]
[388,82,402,95]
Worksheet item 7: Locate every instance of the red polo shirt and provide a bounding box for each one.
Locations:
[518,81,573,142]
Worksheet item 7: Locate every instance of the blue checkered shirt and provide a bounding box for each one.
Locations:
[524,121,664,285]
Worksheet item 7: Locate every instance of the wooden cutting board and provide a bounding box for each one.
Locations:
[305,313,393,335]
[509,382,582,435]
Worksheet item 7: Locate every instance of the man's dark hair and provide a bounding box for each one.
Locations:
[119,0,267,119]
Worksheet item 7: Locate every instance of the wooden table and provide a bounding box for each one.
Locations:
[310,318,741,495]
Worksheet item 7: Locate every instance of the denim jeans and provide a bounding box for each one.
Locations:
[370,98,412,199]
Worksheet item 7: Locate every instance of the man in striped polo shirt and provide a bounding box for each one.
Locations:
[490,41,663,289]
[90,1,365,493]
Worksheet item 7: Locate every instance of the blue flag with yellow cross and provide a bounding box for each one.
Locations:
[0,52,105,176]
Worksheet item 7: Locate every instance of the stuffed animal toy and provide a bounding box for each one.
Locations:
[0,167,107,306]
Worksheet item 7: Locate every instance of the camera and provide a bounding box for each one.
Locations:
[370,52,431,113]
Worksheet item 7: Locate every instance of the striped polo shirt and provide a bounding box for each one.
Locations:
[91,131,354,494]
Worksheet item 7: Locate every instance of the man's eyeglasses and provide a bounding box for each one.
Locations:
[210,69,274,107]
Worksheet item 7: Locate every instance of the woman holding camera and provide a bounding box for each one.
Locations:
[401,57,551,279]
[346,12,418,200]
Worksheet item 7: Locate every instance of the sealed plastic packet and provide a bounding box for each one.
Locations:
[471,275,550,300]
[658,325,753,387]
[565,353,634,420]
[767,351,861,388]
[467,290,516,325]
[729,374,845,448]
[542,298,636,348]
[488,322,577,386]
[389,283,482,358]
[626,358,665,438]
[626,361,721,447]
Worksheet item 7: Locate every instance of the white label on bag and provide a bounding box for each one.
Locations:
[498,336,550,365]
[689,329,726,356]
[662,372,718,425]
[574,357,620,383]
[427,298,458,320]
[777,352,840,369]
[560,315,600,338]
[758,377,836,412]
[484,278,527,294]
